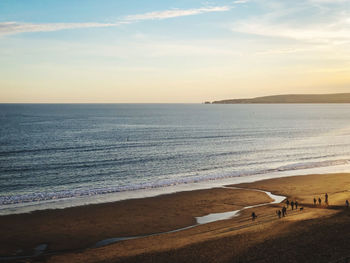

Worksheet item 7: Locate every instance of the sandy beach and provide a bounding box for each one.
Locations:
[3,0,350,261]
[1,173,350,262]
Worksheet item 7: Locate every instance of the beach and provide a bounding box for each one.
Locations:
[1,172,350,262]
[3,0,350,262]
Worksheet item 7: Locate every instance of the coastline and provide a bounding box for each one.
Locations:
[2,161,350,216]
[1,172,350,262]
[0,186,273,256]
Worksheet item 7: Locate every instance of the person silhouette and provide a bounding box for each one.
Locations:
[313,197,317,205]
[325,193,328,205]
[282,206,287,217]
[291,201,294,210]
[318,197,322,205]
[277,210,282,218]
[286,199,290,208]
[251,212,257,221]
[295,201,298,210]
[346,200,349,208]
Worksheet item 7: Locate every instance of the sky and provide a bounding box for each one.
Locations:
[0,0,350,103]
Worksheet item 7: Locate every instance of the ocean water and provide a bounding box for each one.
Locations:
[1,103,350,214]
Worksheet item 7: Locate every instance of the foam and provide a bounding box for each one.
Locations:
[1,158,350,215]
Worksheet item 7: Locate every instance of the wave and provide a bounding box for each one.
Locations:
[0,142,160,156]
[0,158,349,206]
[276,159,350,171]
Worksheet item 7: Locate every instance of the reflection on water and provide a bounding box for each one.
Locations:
[1,104,350,214]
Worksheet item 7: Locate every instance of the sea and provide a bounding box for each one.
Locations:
[1,103,350,215]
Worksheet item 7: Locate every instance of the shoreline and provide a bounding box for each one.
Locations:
[0,186,273,256]
[1,172,350,262]
[2,162,350,216]
[0,187,286,261]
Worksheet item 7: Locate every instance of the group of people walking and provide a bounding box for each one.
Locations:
[285,199,299,210]
[276,199,301,219]
[276,206,288,218]
[313,193,350,208]
[313,193,329,206]
[251,192,350,221]
[251,199,303,221]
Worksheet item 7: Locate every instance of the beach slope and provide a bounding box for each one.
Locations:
[1,173,350,263]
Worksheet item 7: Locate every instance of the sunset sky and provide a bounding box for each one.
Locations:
[1,0,350,103]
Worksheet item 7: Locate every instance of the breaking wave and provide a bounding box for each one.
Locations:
[1,158,349,206]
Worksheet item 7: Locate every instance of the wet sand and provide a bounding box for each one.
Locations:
[0,187,271,256]
[1,173,350,262]
[236,172,350,206]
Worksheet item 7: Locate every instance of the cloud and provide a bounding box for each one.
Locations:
[124,6,230,21]
[233,0,249,4]
[230,0,350,45]
[232,20,350,43]
[0,21,121,36]
[241,17,350,45]
[0,6,230,36]
[308,0,349,3]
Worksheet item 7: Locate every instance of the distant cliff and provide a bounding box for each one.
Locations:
[212,93,350,104]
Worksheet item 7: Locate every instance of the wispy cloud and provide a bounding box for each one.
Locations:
[0,21,121,36]
[233,0,249,4]
[230,0,350,45]
[0,6,230,36]
[308,0,349,3]
[124,6,230,21]
[232,19,350,43]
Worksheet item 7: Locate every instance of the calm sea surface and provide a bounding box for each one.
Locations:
[1,104,350,214]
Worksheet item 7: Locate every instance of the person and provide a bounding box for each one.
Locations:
[277,210,282,219]
[291,201,294,210]
[313,197,317,205]
[318,197,322,205]
[286,199,290,208]
[282,206,287,217]
[295,201,298,210]
[251,212,257,221]
[325,193,328,205]
[346,200,349,208]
